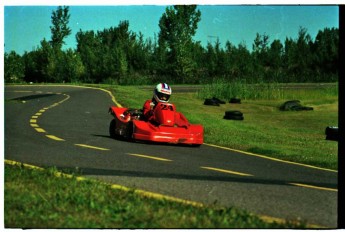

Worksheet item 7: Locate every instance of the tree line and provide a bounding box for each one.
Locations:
[4,6,339,85]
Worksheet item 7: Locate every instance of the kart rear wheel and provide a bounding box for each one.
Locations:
[109,119,117,138]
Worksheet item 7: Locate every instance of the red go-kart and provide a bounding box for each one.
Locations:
[108,102,203,146]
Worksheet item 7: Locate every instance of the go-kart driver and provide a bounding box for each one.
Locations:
[143,83,172,121]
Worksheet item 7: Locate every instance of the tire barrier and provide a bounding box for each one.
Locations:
[223,110,244,120]
[204,97,232,106]
[229,98,241,104]
[325,126,339,141]
[279,100,313,111]
[204,98,220,106]
[212,97,226,104]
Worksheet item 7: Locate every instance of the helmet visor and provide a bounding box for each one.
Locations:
[156,91,170,101]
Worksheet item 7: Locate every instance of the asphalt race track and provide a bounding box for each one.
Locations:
[4,85,338,228]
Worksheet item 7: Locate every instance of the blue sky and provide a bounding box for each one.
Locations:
[4,5,339,55]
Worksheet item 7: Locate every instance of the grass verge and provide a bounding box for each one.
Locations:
[5,163,307,229]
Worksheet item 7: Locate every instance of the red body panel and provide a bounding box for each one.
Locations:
[109,102,203,145]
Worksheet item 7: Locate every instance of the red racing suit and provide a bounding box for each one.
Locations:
[142,99,156,121]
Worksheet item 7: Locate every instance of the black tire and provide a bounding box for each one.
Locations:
[229,98,241,104]
[299,106,314,111]
[212,97,226,104]
[280,100,313,111]
[223,115,244,120]
[279,100,302,111]
[126,121,134,140]
[109,119,117,138]
[225,110,243,117]
[325,126,339,141]
[204,99,220,106]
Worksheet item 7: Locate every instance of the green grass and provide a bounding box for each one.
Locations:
[104,84,338,170]
[197,80,338,101]
[5,163,307,229]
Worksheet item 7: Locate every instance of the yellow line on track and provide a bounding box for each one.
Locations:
[111,183,205,207]
[5,159,45,171]
[10,84,121,106]
[257,214,324,228]
[127,153,172,162]
[204,143,337,173]
[289,183,338,192]
[12,90,33,93]
[75,144,110,151]
[65,85,122,107]
[46,135,65,141]
[35,128,46,133]
[27,91,71,142]
[201,166,253,176]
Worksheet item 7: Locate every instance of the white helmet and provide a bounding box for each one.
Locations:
[153,83,172,103]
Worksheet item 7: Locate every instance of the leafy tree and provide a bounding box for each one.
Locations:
[40,38,56,82]
[4,51,25,83]
[76,21,147,83]
[224,40,238,78]
[22,50,42,83]
[21,39,53,83]
[76,30,101,82]
[268,40,283,69]
[252,33,270,80]
[97,21,134,83]
[313,27,338,80]
[295,27,313,81]
[22,6,74,83]
[205,42,216,77]
[282,37,295,81]
[253,33,269,58]
[236,42,254,81]
[267,39,284,82]
[50,6,72,50]
[189,41,206,83]
[62,49,86,83]
[158,5,201,83]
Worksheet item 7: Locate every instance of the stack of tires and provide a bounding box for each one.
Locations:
[279,100,313,111]
[203,97,244,120]
[223,110,244,120]
[204,97,226,106]
[204,98,220,106]
[229,98,241,104]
